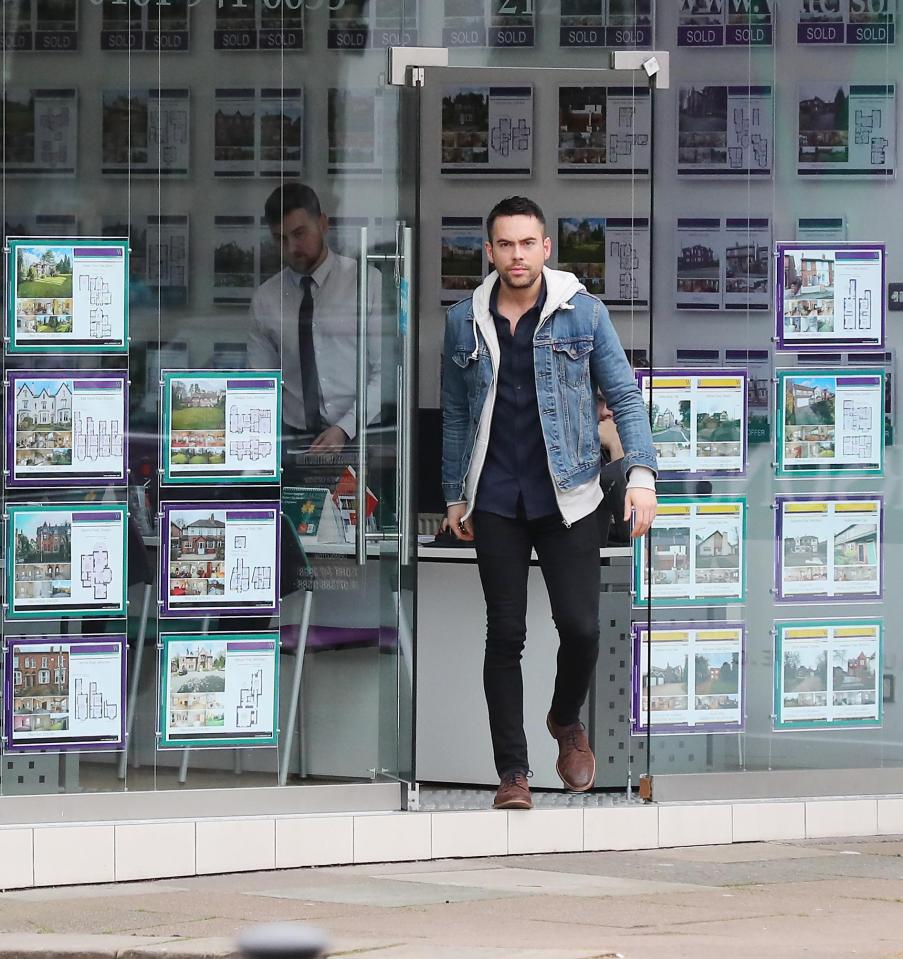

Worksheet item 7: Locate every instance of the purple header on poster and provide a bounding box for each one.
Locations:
[225,510,275,521]
[227,379,275,389]
[226,641,276,652]
[74,248,123,257]
[726,23,772,45]
[73,380,121,389]
[837,251,881,261]
[677,25,723,46]
[837,376,881,386]
[797,22,843,43]
[72,511,121,522]
[71,644,120,655]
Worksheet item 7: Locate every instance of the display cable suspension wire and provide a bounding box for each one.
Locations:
[643,59,657,797]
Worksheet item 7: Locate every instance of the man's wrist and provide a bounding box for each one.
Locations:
[625,466,656,492]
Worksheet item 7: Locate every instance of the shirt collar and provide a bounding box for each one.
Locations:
[287,247,335,289]
[489,274,547,324]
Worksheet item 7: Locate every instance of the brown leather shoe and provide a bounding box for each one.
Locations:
[546,713,596,791]
[493,771,533,810]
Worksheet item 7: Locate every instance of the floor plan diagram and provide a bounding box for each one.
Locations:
[842,279,874,330]
[491,116,532,157]
[842,399,873,434]
[229,557,273,593]
[73,677,119,722]
[229,438,273,461]
[610,239,641,300]
[235,669,264,728]
[81,550,113,600]
[73,412,123,462]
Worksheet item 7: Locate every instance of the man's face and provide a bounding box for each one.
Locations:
[270,207,328,275]
[485,214,551,291]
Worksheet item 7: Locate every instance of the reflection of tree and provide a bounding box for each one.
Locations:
[679,400,691,430]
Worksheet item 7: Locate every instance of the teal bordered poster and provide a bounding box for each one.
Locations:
[158,632,279,748]
[774,619,883,731]
[776,368,884,477]
[6,237,128,354]
[160,370,281,484]
[633,496,746,608]
[6,502,128,621]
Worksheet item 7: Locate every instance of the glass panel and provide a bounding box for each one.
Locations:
[1,0,413,800]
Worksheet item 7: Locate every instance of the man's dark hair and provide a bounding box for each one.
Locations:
[486,196,546,242]
[264,183,322,226]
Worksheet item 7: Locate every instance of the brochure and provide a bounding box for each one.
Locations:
[161,371,281,484]
[6,237,128,353]
[327,88,382,176]
[159,632,278,748]
[4,635,126,752]
[776,368,884,476]
[637,369,747,475]
[632,622,745,734]
[774,619,882,730]
[7,370,127,488]
[6,503,128,621]
[777,243,885,350]
[441,85,534,176]
[775,495,883,603]
[557,217,649,307]
[159,502,280,618]
[3,88,77,176]
[633,497,746,607]
[101,89,190,176]
[441,216,485,306]
[214,88,303,178]
[558,86,651,176]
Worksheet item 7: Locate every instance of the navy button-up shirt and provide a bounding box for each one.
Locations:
[476,277,559,520]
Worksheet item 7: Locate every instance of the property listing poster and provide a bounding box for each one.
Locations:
[327,88,382,175]
[724,348,772,442]
[678,85,773,177]
[6,503,127,621]
[7,238,128,353]
[633,497,746,607]
[161,371,280,483]
[326,0,418,48]
[441,86,534,176]
[774,620,882,730]
[777,369,884,475]
[4,636,126,753]
[638,370,747,475]
[102,214,189,308]
[557,86,651,176]
[160,503,280,618]
[560,0,653,47]
[797,216,848,242]
[443,0,536,47]
[2,0,79,52]
[557,217,650,307]
[7,370,127,488]
[797,0,895,45]
[776,495,883,603]
[101,89,190,176]
[2,214,78,294]
[159,632,278,748]
[798,84,896,178]
[675,218,771,311]
[441,217,485,306]
[778,243,885,350]
[631,623,745,734]
[214,0,305,51]
[678,0,774,46]
[213,216,257,305]
[214,88,303,178]
[3,88,77,176]
[101,0,191,52]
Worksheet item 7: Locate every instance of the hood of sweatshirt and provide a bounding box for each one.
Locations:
[467,266,587,360]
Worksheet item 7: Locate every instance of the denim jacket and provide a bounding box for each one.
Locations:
[442,267,657,525]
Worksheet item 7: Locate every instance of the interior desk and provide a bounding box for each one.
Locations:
[416,543,633,790]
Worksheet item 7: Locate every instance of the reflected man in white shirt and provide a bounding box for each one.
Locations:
[249,183,382,452]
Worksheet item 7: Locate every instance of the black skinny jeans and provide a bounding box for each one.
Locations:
[472,508,602,776]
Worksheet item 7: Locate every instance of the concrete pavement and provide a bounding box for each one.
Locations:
[1,835,903,958]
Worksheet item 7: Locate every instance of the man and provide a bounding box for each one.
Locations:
[442,196,658,810]
[249,183,381,452]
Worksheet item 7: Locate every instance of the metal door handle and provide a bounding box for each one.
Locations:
[356,227,369,567]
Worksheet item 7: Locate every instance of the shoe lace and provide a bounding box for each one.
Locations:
[563,722,587,751]
[500,770,532,787]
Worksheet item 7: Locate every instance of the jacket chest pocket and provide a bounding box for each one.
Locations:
[452,347,485,398]
[552,337,593,389]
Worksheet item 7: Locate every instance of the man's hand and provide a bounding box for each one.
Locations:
[443,502,474,542]
[310,425,349,452]
[624,488,657,539]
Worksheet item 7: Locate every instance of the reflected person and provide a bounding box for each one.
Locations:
[249,183,381,453]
